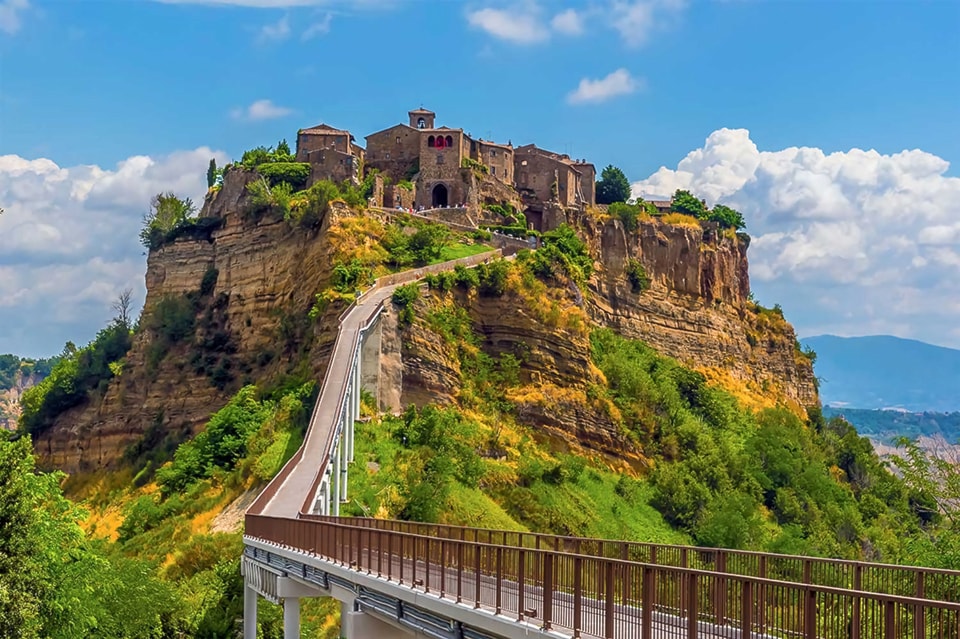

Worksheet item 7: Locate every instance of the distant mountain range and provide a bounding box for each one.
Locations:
[801,334,960,413]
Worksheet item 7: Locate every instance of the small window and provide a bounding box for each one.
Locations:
[386,152,391,159]
[445,135,453,147]
[491,166,496,176]
[437,154,444,165]
[396,136,401,144]
[521,160,528,166]
[428,135,435,147]
[490,150,496,158]
[417,118,426,129]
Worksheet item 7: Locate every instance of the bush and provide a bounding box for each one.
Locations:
[609,201,646,231]
[528,224,593,285]
[626,259,650,293]
[140,192,198,249]
[461,157,488,174]
[391,283,420,324]
[332,259,370,294]
[156,386,271,496]
[477,260,510,296]
[200,266,219,297]
[256,162,311,191]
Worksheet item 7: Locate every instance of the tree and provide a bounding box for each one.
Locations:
[671,189,708,218]
[708,203,746,230]
[206,158,217,188]
[112,288,134,328]
[275,139,293,161]
[595,164,631,205]
[139,192,196,249]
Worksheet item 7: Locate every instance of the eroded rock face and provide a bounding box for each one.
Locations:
[35,171,351,473]
[583,215,817,410]
[1,370,40,431]
[37,178,815,474]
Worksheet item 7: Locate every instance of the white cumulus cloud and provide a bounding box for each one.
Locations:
[230,99,294,121]
[0,148,227,357]
[0,0,29,34]
[567,68,641,104]
[467,5,550,44]
[632,128,960,346]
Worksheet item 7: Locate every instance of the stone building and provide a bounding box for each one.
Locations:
[299,108,594,220]
[295,124,364,184]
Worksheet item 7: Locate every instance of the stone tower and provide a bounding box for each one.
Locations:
[408,108,435,130]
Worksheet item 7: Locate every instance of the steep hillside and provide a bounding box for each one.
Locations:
[33,170,815,473]
[802,334,960,411]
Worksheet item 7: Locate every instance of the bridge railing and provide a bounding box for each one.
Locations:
[301,515,960,604]
[246,514,960,639]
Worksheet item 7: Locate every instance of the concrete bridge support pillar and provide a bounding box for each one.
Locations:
[243,584,258,639]
[341,602,408,639]
[283,597,300,639]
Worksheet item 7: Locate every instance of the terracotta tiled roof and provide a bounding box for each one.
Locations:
[409,108,435,115]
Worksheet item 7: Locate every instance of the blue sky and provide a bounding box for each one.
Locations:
[1,0,959,357]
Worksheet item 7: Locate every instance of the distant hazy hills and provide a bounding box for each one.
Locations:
[801,335,960,413]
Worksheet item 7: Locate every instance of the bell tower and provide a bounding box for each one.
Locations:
[408,108,435,130]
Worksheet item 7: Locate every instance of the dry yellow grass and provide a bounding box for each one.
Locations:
[661,213,701,228]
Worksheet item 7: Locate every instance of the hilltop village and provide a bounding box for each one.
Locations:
[294,107,601,231]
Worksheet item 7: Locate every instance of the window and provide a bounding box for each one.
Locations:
[396,136,401,144]
[491,166,496,176]
[386,152,391,159]
[490,150,496,158]
[428,135,435,147]
[417,118,426,129]
[521,160,528,166]
[437,154,444,165]
[445,135,453,147]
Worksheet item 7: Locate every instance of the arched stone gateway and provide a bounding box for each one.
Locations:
[431,184,448,208]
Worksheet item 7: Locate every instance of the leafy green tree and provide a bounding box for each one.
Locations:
[596,164,631,205]
[139,192,197,249]
[708,203,746,230]
[670,189,707,218]
[275,138,293,161]
[0,438,48,637]
[206,158,217,188]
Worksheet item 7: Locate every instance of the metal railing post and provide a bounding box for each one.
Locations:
[542,553,554,631]
[605,560,616,639]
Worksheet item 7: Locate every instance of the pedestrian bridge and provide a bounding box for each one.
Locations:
[243,251,960,638]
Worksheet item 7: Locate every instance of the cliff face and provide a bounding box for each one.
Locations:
[582,216,817,411]
[36,172,815,473]
[35,170,348,472]
[1,370,40,431]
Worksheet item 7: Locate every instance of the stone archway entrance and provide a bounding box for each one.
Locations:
[431,184,448,208]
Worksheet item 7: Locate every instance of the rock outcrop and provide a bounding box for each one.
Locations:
[35,170,351,472]
[35,170,816,474]
[1,369,40,431]
[582,215,817,410]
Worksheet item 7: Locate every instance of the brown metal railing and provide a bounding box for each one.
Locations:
[300,515,960,604]
[246,514,960,639]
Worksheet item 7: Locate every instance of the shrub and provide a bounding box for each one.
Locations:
[200,266,219,297]
[529,224,593,285]
[708,204,746,230]
[332,259,370,294]
[256,162,311,191]
[391,283,420,324]
[454,264,480,289]
[609,201,647,231]
[139,192,197,249]
[477,260,510,296]
[461,157,488,174]
[626,259,650,293]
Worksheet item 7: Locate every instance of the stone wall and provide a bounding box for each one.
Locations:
[476,141,514,183]
[305,148,359,185]
[296,131,351,160]
[515,149,580,208]
[365,124,421,182]
[573,162,596,205]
